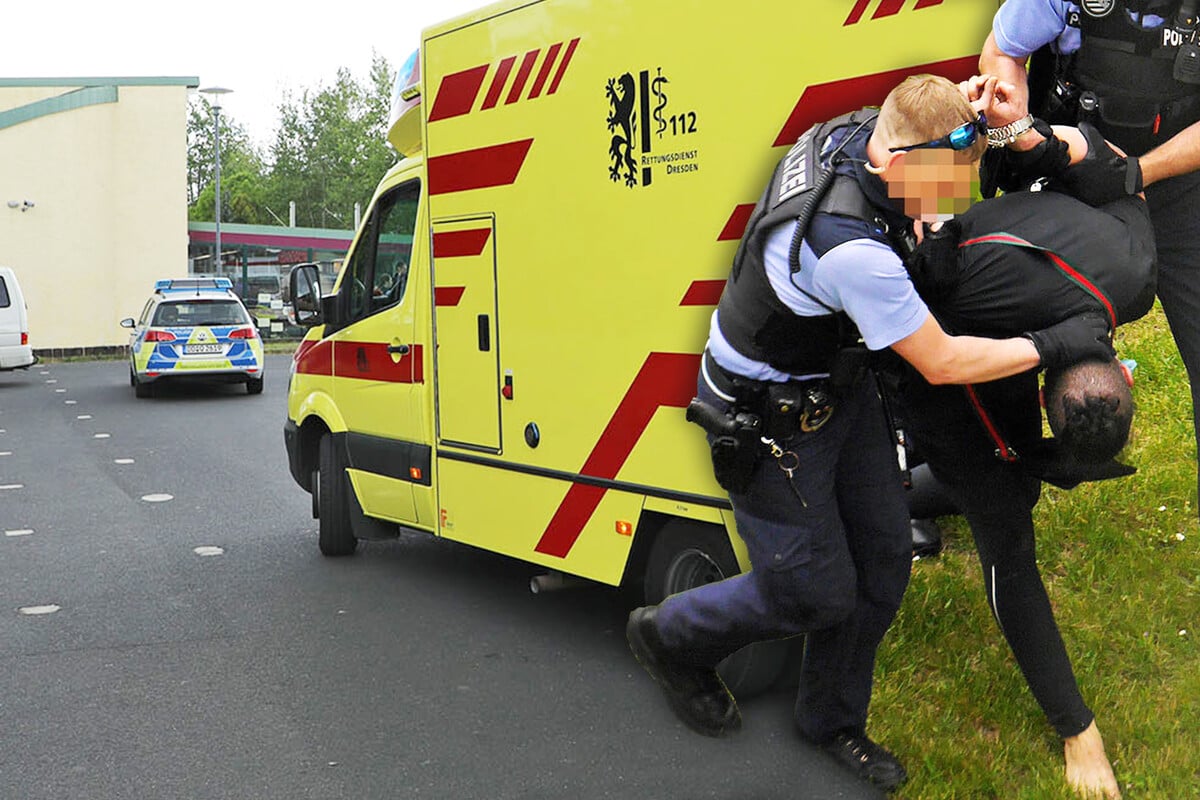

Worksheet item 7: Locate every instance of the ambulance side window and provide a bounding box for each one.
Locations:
[342,180,420,323]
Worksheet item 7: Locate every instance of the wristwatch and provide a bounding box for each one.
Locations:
[987,114,1036,148]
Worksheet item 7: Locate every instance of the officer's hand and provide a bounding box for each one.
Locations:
[1057,122,1144,205]
[1024,312,1115,370]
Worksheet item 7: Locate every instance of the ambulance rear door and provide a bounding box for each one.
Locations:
[432,216,501,452]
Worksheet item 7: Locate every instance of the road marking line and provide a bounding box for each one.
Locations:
[77,415,93,420]
[141,493,173,503]
[0,484,24,490]
[193,546,225,556]
[5,529,33,537]
[93,433,111,439]
[18,605,60,616]
[114,458,135,465]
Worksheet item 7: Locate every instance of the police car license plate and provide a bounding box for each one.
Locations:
[185,344,223,354]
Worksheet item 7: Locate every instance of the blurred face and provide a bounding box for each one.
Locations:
[885,148,979,223]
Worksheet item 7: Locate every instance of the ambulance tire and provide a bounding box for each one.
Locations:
[317,434,358,557]
[642,521,789,699]
[246,377,264,395]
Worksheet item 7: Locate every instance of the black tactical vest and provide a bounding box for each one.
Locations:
[1057,0,1200,154]
[715,110,883,376]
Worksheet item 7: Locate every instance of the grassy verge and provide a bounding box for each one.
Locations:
[874,302,1199,798]
[35,339,302,363]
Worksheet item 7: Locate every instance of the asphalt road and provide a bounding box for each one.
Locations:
[0,356,885,800]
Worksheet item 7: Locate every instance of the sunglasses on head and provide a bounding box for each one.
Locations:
[889,112,988,153]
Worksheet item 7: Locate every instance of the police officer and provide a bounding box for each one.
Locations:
[624,74,1115,794]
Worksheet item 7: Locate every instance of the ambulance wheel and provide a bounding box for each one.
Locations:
[246,377,264,395]
[643,520,790,700]
[134,378,153,399]
[317,434,357,556]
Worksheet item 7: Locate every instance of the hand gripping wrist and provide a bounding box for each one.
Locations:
[1025,313,1115,370]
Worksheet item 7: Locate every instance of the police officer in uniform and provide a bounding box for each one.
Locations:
[625,74,1115,794]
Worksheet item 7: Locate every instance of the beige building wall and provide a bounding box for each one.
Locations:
[0,77,196,352]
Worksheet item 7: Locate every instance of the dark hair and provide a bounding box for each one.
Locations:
[1044,358,1133,462]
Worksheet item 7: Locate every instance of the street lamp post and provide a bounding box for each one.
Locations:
[199,86,233,275]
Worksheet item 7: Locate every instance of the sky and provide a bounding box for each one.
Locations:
[3,0,488,147]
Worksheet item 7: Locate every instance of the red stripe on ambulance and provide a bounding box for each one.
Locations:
[428,139,534,195]
[680,281,725,307]
[845,0,943,25]
[433,228,492,257]
[534,352,700,558]
[434,287,466,306]
[482,57,517,110]
[718,204,756,241]
[428,65,490,122]
[772,55,978,146]
[331,341,425,383]
[432,38,582,119]
[294,338,333,376]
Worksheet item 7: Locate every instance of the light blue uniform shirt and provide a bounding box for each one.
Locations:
[707,220,928,385]
[993,0,1167,58]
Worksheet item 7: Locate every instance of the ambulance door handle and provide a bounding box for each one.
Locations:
[387,343,410,355]
[477,315,491,352]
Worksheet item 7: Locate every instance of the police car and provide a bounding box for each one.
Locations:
[121,278,264,398]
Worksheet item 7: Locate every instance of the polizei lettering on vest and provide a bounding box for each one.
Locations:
[777,130,813,203]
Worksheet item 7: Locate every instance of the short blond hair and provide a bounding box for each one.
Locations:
[876,74,986,160]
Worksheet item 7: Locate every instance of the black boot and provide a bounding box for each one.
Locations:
[822,731,908,792]
[911,517,943,558]
[626,606,741,737]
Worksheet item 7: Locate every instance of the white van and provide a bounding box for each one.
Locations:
[0,267,36,370]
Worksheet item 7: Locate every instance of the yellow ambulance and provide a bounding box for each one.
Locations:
[285,0,997,690]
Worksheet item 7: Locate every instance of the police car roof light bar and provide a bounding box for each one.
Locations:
[155,277,233,293]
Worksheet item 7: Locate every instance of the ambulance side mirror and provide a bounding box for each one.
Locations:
[289,263,324,327]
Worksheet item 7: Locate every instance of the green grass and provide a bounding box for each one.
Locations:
[873,302,1200,798]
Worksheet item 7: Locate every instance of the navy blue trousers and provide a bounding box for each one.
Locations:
[656,374,912,742]
[1147,171,1200,518]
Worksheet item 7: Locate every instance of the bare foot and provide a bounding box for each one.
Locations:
[1064,720,1121,799]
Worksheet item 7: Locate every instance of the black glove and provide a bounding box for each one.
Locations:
[1056,122,1144,206]
[1024,312,1115,370]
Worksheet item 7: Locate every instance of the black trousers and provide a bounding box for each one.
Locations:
[900,372,1095,739]
[1147,171,1200,519]
[657,375,912,742]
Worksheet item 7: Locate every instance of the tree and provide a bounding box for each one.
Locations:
[187,97,266,224]
[263,52,397,229]
[186,54,397,230]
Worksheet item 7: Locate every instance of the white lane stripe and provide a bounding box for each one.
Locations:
[45,380,57,384]
[54,389,66,393]
[65,400,77,405]
[114,458,135,465]
[93,433,111,439]
[0,452,11,456]
[193,546,225,556]
[0,484,24,490]
[5,529,33,537]
[19,605,60,616]
[77,415,93,420]
[141,493,173,502]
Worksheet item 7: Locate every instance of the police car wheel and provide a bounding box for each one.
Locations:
[643,521,790,699]
[317,434,358,557]
[246,377,264,395]
[134,378,153,399]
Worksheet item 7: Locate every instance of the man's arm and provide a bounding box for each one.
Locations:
[889,311,1114,385]
[1138,122,1200,186]
[890,312,1040,385]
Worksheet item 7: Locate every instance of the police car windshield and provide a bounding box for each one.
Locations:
[153,300,249,327]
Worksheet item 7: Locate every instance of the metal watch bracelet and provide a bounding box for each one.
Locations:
[987,114,1036,148]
